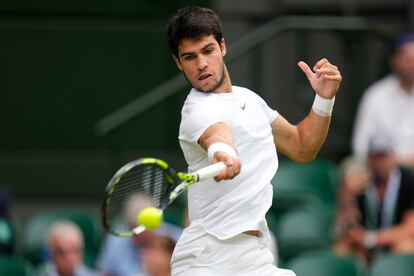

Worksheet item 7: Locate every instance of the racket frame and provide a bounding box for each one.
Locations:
[102,158,225,236]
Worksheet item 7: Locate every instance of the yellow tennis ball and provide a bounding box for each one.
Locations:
[137,207,163,230]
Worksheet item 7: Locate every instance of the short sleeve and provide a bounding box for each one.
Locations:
[254,92,279,123]
[179,101,226,143]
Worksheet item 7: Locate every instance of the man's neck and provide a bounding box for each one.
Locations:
[399,78,414,95]
[215,65,232,93]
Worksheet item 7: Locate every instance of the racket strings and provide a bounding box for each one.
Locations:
[104,163,175,235]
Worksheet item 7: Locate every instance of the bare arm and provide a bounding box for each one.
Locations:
[198,122,241,181]
[347,210,414,250]
[376,210,414,247]
[272,58,342,162]
[272,112,330,162]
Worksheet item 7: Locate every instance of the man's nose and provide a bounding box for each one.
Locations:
[197,56,208,70]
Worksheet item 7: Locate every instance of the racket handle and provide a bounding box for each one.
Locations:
[195,162,226,181]
[132,224,146,235]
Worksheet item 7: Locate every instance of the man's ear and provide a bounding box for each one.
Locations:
[173,54,183,71]
[220,38,227,57]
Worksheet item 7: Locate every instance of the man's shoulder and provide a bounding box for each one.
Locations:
[184,88,217,104]
[363,74,398,99]
[232,86,264,102]
[103,233,135,250]
[397,167,414,212]
[232,85,255,94]
[76,264,101,276]
[399,167,414,185]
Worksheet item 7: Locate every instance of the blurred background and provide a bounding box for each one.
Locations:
[0,0,413,275]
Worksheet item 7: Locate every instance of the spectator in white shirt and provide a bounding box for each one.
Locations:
[352,32,414,167]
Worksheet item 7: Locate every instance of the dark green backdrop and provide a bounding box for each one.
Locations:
[0,0,209,197]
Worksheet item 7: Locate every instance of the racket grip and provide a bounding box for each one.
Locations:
[132,224,146,235]
[196,162,227,181]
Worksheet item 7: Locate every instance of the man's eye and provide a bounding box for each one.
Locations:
[184,55,194,60]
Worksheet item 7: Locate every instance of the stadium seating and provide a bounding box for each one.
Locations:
[163,192,186,228]
[22,208,103,267]
[274,204,335,261]
[0,255,32,276]
[287,250,364,276]
[369,253,414,276]
[269,159,339,262]
[0,218,16,255]
[272,159,339,212]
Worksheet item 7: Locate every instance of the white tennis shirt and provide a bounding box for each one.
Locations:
[178,86,279,241]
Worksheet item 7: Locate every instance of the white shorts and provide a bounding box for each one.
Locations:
[171,231,296,276]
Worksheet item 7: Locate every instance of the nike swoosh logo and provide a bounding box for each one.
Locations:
[241,103,246,110]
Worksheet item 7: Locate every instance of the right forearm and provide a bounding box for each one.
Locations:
[198,122,235,151]
[376,225,405,247]
[377,211,414,247]
[197,122,241,181]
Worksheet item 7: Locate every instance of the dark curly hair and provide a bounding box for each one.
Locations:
[166,6,223,58]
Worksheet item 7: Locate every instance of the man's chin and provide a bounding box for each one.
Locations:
[193,85,214,93]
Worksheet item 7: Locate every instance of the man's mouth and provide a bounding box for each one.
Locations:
[198,73,212,81]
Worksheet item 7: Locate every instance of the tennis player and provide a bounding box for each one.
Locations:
[166,6,341,276]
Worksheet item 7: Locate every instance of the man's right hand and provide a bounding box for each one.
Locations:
[212,151,241,181]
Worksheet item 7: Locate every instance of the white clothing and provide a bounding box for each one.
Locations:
[178,86,279,241]
[171,225,295,276]
[174,85,281,275]
[352,74,414,159]
[39,262,100,276]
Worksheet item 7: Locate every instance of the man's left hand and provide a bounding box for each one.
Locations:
[298,58,342,99]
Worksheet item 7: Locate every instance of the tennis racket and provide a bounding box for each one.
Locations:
[101,157,226,237]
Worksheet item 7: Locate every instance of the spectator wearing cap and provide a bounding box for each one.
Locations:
[352,32,414,167]
[334,135,414,264]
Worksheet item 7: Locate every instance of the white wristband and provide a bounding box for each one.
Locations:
[207,142,237,162]
[363,231,377,249]
[312,94,335,117]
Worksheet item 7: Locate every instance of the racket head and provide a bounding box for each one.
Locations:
[101,158,179,237]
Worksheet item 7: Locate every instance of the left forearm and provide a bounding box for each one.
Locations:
[296,109,331,160]
[272,111,331,163]
[274,58,340,162]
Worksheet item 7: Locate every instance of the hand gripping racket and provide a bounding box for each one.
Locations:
[101,157,226,237]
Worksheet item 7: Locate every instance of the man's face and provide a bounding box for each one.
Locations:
[391,42,414,83]
[50,235,83,275]
[173,35,230,93]
[142,247,172,276]
[368,152,396,182]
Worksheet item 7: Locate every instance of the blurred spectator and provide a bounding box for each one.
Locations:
[0,186,12,220]
[97,223,181,276]
[0,186,14,254]
[98,192,182,276]
[136,235,176,276]
[37,220,100,276]
[334,135,414,264]
[352,32,414,167]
